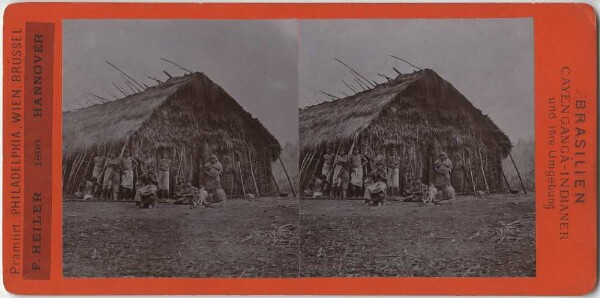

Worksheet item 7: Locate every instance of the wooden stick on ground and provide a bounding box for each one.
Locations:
[508,151,527,194]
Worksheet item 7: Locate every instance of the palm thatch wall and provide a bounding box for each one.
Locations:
[63,72,281,196]
[299,69,511,194]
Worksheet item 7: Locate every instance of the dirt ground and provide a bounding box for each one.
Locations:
[64,194,534,278]
[299,194,535,277]
[63,198,299,277]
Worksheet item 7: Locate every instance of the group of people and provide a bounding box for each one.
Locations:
[304,147,456,205]
[76,149,227,208]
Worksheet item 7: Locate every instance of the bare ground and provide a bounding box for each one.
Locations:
[299,194,535,277]
[63,198,299,277]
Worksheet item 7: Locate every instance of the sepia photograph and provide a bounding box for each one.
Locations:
[298,19,535,277]
[61,20,299,277]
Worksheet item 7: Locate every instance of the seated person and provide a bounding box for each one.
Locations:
[204,187,226,208]
[75,176,97,200]
[364,161,388,206]
[190,185,209,209]
[173,181,197,204]
[134,166,158,208]
[173,175,184,196]
[404,177,428,202]
[303,174,326,198]
[402,174,415,197]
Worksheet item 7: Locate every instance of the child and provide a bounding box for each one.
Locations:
[190,185,209,209]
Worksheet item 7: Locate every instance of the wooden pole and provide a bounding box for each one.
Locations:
[105,60,145,90]
[392,67,402,76]
[310,148,324,177]
[271,170,281,195]
[465,155,476,195]
[478,147,490,194]
[88,92,110,103]
[120,74,141,92]
[246,145,261,198]
[354,78,368,91]
[279,155,296,197]
[112,83,129,97]
[501,168,514,193]
[342,79,358,93]
[147,76,163,85]
[390,55,423,71]
[122,78,138,94]
[161,58,193,74]
[335,58,377,88]
[300,150,317,187]
[300,150,317,179]
[299,153,310,176]
[508,151,527,194]
[163,70,173,79]
[320,90,340,100]
[67,154,84,192]
[237,159,247,198]
[377,73,392,82]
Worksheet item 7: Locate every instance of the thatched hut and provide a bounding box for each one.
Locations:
[63,72,281,196]
[299,69,512,194]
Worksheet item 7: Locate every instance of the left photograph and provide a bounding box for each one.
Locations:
[61,20,299,277]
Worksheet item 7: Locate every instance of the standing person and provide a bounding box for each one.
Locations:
[204,154,226,204]
[387,149,401,196]
[321,147,335,182]
[141,150,156,174]
[92,150,106,181]
[370,147,386,172]
[364,161,388,206]
[101,151,119,201]
[331,148,348,198]
[349,147,367,198]
[120,149,138,200]
[157,152,171,199]
[92,150,106,195]
[431,152,456,205]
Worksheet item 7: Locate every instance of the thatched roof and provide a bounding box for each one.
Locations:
[63,72,280,158]
[299,69,511,156]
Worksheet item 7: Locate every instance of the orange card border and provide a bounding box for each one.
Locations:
[2,3,597,295]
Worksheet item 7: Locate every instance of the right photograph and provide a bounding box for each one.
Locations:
[298,19,534,277]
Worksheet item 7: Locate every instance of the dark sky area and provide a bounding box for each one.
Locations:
[299,19,534,142]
